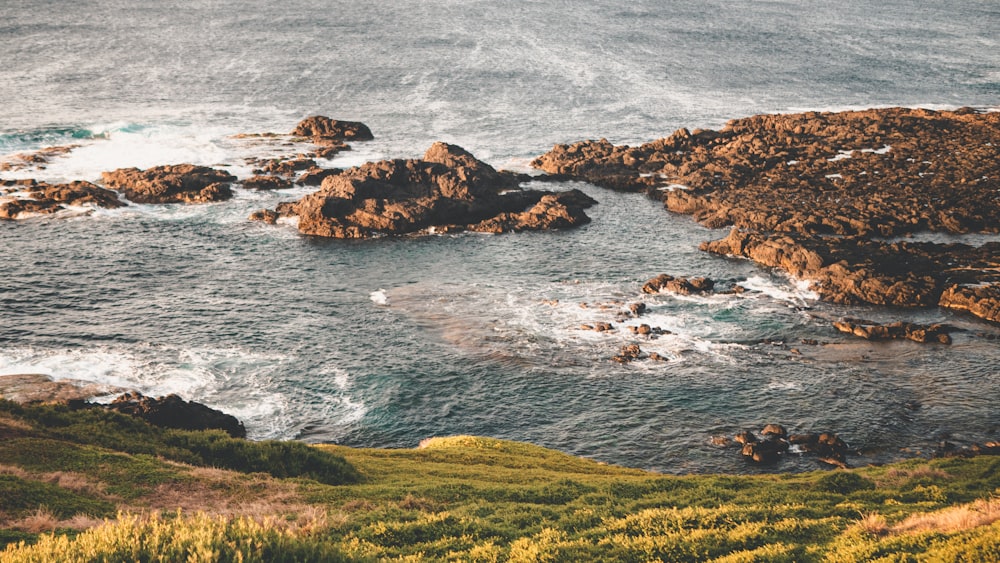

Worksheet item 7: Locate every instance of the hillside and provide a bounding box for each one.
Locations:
[0,399,998,561]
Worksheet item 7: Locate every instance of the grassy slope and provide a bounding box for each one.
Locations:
[0,401,998,562]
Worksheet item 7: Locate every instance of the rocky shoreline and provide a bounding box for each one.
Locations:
[2,116,596,238]
[532,107,1000,323]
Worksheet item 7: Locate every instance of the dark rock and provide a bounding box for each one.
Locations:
[101,164,236,204]
[105,392,246,438]
[734,430,759,445]
[242,175,293,190]
[628,302,646,316]
[741,439,789,463]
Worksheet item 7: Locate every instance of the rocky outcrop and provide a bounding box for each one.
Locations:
[101,164,236,204]
[0,198,63,219]
[534,108,1000,238]
[939,284,1000,324]
[292,116,374,143]
[0,180,125,219]
[262,142,596,238]
[727,425,850,467]
[105,392,246,438]
[641,274,715,295]
[535,108,1000,312]
[832,318,954,344]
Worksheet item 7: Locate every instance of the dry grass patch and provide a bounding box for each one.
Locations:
[7,508,103,533]
[877,465,951,487]
[892,497,1000,535]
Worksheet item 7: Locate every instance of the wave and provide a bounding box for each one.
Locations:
[0,345,364,441]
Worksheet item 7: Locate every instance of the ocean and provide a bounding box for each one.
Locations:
[1,0,998,473]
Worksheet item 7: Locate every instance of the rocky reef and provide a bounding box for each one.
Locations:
[533,107,1000,321]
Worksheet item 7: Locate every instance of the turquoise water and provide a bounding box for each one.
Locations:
[1,0,998,473]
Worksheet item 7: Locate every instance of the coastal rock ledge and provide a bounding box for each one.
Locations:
[255,142,596,238]
[534,107,1000,314]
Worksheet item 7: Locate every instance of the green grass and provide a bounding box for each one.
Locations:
[1,401,999,561]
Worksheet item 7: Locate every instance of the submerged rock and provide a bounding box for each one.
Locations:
[832,318,954,344]
[266,142,596,238]
[105,392,246,438]
[101,164,236,204]
[642,274,715,295]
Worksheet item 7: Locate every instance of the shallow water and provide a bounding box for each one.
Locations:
[2,0,998,473]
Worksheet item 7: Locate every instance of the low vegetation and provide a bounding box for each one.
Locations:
[1,400,998,561]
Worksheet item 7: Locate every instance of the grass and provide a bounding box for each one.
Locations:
[1,400,999,561]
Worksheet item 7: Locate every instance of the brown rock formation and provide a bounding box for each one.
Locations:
[292,116,374,142]
[534,108,1000,238]
[101,164,236,204]
[266,142,595,238]
[939,284,1000,324]
[641,274,715,295]
[0,180,124,219]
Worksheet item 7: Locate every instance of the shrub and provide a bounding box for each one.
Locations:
[815,471,876,494]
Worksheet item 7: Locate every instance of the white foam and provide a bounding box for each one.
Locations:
[740,275,818,305]
[370,289,389,306]
[828,145,891,162]
[0,346,301,440]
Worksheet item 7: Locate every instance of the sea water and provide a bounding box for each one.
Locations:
[1,0,998,473]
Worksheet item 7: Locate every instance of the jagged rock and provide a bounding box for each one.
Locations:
[642,274,715,295]
[242,175,292,190]
[292,116,374,142]
[101,164,236,204]
[297,167,342,186]
[939,284,1000,324]
[0,198,63,219]
[734,430,759,445]
[268,142,595,238]
[832,318,954,344]
[249,209,280,224]
[105,392,246,438]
